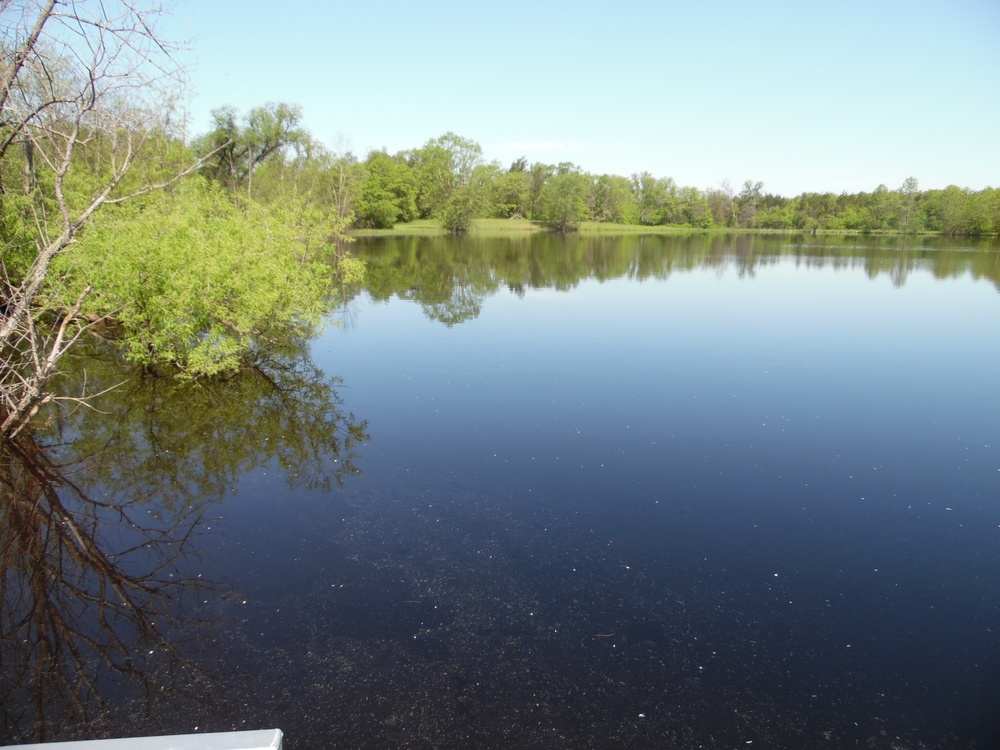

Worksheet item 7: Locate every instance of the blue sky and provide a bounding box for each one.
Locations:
[161,0,999,197]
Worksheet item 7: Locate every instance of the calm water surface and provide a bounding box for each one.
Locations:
[3,234,1000,748]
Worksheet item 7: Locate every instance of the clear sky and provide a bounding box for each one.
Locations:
[160,0,999,198]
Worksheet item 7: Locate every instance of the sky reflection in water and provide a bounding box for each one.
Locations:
[220,237,1000,748]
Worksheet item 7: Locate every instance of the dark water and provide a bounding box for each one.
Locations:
[3,234,1000,748]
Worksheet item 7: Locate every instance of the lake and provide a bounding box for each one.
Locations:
[3,233,999,749]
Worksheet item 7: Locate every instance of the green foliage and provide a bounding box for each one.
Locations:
[678,186,713,228]
[593,175,639,224]
[632,172,681,225]
[439,163,497,233]
[353,150,418,229]
[526,163,554,220]
[704,187,735,227]
[0,187,37,282]
[755,204,795,229]
[440,184,481,233]
[490,169,530,218]
[1,127,208,314]
[921,185,1000,236]
[408,132,484,219]
[736,180,764,227]
[540,171,591,232]
[189,115,1000,239]
[194,102,307,195]
[48,177,360,377]
[250,138,336,208]
[509,156,529,173]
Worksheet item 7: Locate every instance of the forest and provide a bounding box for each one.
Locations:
[323,131,999,236]
[188,115,1000,237]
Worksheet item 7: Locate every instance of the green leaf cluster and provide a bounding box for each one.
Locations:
[49,177,355,377]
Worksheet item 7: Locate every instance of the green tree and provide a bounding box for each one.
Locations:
[793,192,841,230]
[756,203,795,229]
[526,162,554,220]
[249,132,334,209]
[962,190,994,236]
[440,184,481,233]
[631,172,681,225]
[540,169,591,232]
[926,185,1000,236]
[866,184,903,232]
[195,102,307,197]
[409,132,483,218]
[509,156,529,173]
[353,150,418,229]
[330,136,363,223]
[631,172,663,224]
[981,188,1000,236]
[900,177,921,233]
[678,186,714,228]
[441,162,496,233]
[491,166,530,218]
[736,180,764,227]
[592,174,638,224]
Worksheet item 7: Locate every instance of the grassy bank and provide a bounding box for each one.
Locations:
[349,218,698,238]
[349,218,542,238]
[349,218,958,239]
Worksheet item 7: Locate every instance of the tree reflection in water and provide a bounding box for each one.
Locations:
[355,232,1000,324]
[0,342,368,743]
[0,435,215,742]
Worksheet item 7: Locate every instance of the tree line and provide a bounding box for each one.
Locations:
[182,113,1000,237]
[331,136,998,236]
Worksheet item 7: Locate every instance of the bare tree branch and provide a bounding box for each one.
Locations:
[1,0,203,439]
